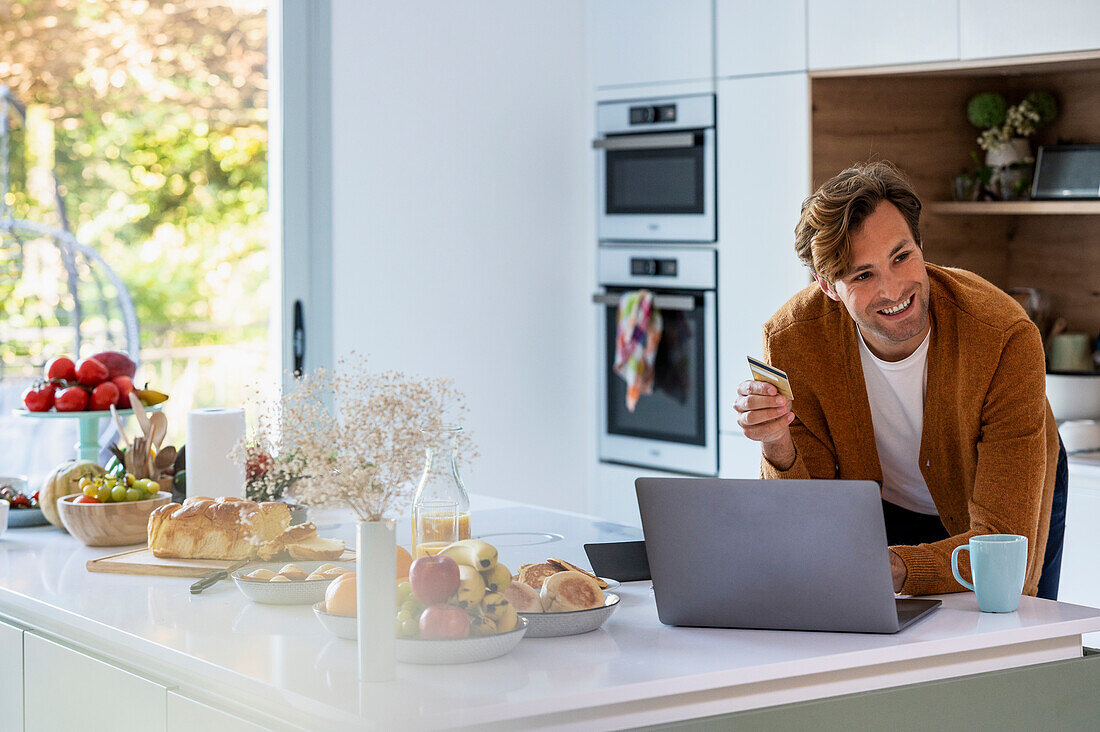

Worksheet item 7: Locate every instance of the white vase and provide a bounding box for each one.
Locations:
[356,518,396,682]
[985,137,1031,168]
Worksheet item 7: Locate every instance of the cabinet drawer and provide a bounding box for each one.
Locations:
[0,619,23,731]
[24,633,167,732]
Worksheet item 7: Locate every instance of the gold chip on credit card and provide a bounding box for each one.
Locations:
[747,356,794,400]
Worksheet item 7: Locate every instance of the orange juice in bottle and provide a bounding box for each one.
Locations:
[411,425,471,556]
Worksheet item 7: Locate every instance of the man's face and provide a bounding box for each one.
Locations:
[816,200,931,362]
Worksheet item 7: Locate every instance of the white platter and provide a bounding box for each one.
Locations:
[231,560,354,605]
[312,602,529,664]
[519,593,620,638]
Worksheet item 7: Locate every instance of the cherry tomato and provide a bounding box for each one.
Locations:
[22,382,57,412]
[89,381,120,411]
[45,355,78,382]
[11,494,30,507]
[55,385,90,412]
[74,357,109,387]
[74,495,102,504]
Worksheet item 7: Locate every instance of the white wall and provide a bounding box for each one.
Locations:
[330,2,593,512]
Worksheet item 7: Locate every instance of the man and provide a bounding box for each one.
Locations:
[733,161,1067,598]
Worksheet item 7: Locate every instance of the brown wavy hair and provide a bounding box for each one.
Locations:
[794,161,922,283]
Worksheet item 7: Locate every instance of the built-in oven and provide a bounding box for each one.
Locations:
[593,94,716,243]
[594,246,717,475]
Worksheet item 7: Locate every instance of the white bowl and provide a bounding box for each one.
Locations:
[1047,372,1100,421]
[231,561,354,605]
[518,593,620,638]
[312,602,529,664]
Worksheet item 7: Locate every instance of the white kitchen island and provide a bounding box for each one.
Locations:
[1,496,1099,731]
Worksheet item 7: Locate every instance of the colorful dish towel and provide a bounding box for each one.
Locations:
[613,289,664,412]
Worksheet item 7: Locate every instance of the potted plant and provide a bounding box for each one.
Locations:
[966,91,1058,199]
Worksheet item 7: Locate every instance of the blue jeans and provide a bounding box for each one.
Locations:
[883,436,1068,600]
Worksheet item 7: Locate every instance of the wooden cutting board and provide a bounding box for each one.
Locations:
[86,547,355,577]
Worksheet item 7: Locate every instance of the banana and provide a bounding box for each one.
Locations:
[470,614,497,637]
[480,562,511,593]
[135,388,169,406]
[481,592,518,633]
[438,539,498,571]
[452,564,487,609]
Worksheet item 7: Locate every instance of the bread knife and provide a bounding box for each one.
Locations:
[190,560,249,594]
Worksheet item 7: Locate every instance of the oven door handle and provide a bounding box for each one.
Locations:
[592,293,696,312]
[591,132,697,151]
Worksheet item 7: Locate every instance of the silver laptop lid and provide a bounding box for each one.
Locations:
[635,478,900,633]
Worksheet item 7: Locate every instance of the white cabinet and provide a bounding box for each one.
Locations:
[589,0,713,88]
[24,633,167,732]
[0,619,22,731]
[716,0,806,77]
[808,0,959,70]
[960,1,1100,60]
[716,74,811,436]
[167,692,268,732]
[1060,465,1100,646]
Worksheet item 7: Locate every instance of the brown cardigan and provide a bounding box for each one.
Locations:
[760,263,1058,596]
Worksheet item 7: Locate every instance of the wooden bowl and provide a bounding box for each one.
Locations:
[57,491,172,546]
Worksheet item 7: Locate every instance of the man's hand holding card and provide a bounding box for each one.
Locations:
[734,357,798,471]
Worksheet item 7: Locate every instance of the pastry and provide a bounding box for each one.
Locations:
[268,575,291,583]
[547,558,609,589]
[321,567,348,578]
[305,572,326,581]
[147,497,290,560]
[244,568,277,581]
[503,580,542,613]
[517,562,559,590]
[539,571,605,612]
[277,563,307,581]
[256,522,345,562]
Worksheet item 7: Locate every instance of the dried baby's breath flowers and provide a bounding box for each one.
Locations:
[246,355,475,521]
[230,393,307,504]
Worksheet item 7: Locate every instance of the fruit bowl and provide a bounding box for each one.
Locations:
[56,491,172,546]
[231,561,355,605]
[518,593,620,638]
[312,602,529,664]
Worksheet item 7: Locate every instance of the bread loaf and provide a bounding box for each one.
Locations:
[147,497,290,560]
[539,571,605,612]
[256,521,345,561]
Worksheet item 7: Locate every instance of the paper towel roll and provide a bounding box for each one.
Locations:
[185,407,246,500]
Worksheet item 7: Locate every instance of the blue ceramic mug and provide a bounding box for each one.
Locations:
[951,534,1028,613]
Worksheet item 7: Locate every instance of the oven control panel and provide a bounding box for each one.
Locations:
[629,103,677,125]
[630,258,678,277]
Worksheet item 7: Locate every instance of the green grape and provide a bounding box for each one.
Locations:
[395,581,412,606]
[400,617,419,638]
[125,488,143,502]
[82,484,97,498]
[110,485,128,503]
[96,486,112,502]
[140,479,159,493]
[125,473,136,486]
[78,476,93,489]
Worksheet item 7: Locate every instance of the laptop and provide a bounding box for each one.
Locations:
[634,477,941,634]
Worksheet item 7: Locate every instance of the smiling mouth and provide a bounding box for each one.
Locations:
[878,295,913,316]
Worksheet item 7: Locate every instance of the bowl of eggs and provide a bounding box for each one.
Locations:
[231,561,353,605]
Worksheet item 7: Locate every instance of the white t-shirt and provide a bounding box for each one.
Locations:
[856,327,937,515]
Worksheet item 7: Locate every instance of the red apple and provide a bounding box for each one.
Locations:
[45,356,77,382]
[74,357,109,387]
[22,382,56,412]
[409,555,461,605]
[55,385,89,412]
[111,375,135,408]
[418,604,470,640]
[89,381,120,411]
[90,351,137,379]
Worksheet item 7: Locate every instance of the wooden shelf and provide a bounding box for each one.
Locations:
[927,201,1100,215]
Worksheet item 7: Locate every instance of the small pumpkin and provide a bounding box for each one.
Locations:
[41,460,106,528]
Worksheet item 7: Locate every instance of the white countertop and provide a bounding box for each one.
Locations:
[2,496,1099,731]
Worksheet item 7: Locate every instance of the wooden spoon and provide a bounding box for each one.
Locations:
[149,411,168,450]
[128,391,152,441]
[154,445,177,473]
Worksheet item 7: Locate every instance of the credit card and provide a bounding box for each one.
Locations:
[747,356,794,400]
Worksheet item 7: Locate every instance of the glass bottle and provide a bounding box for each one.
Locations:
[411,425,471,557]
